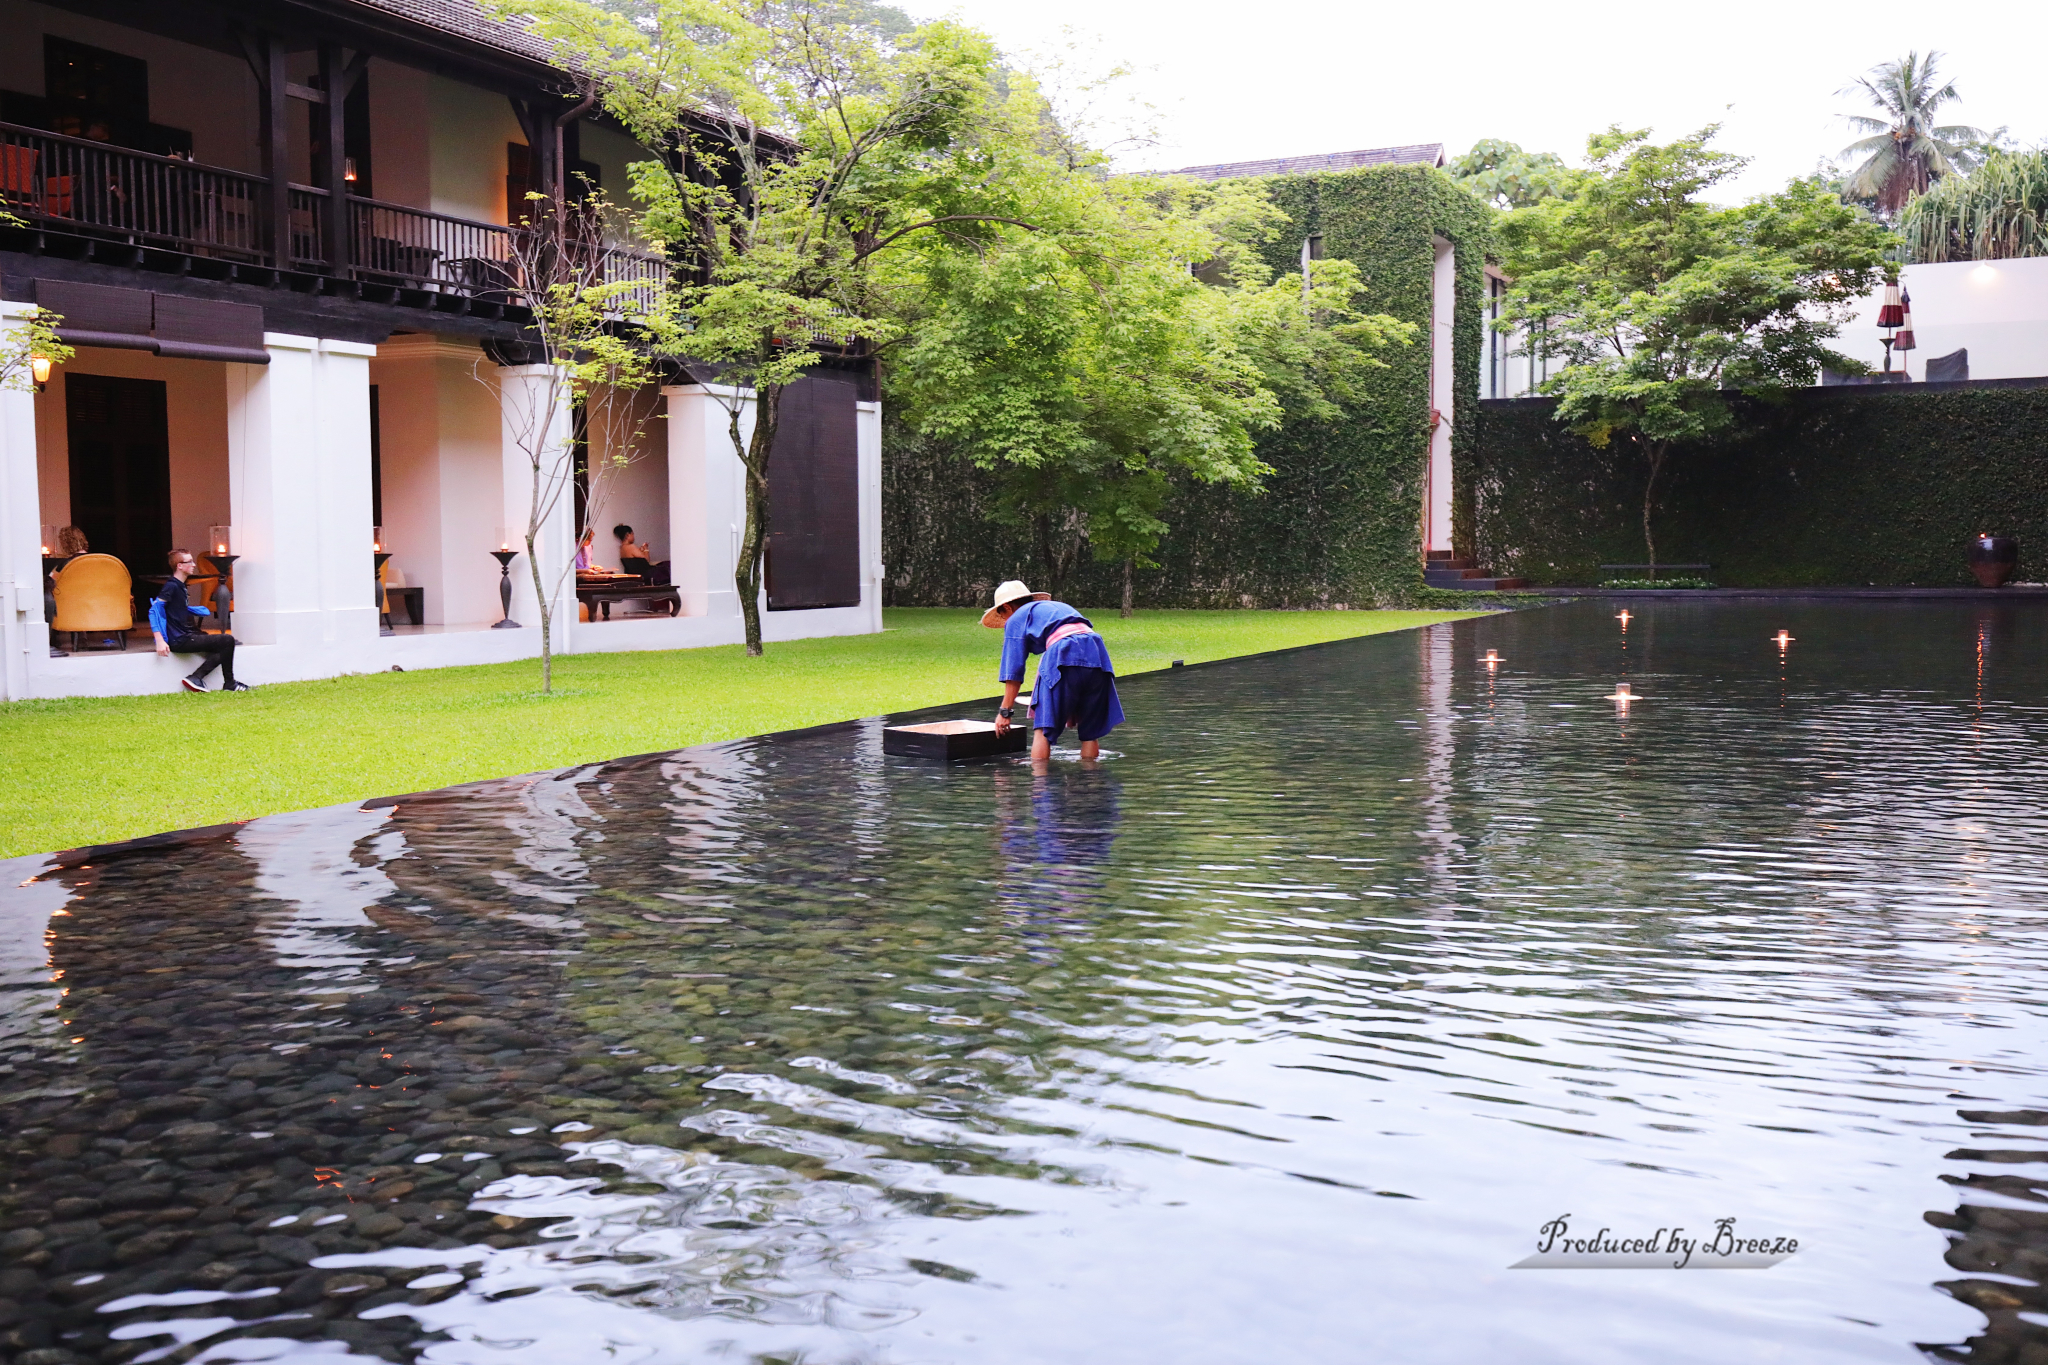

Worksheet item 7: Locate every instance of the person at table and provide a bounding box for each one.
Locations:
[615,524,654,565]
[984,580,1123,763]
[149,549,251,693]
[574,529,611,576]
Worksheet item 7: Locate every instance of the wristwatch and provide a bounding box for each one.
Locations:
[997,707,1015,718]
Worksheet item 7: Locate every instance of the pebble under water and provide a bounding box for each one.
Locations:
[4,599,2048,1365]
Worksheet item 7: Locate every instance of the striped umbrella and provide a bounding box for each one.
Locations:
[1876,280,1905,329]
[1894,287,1917,357]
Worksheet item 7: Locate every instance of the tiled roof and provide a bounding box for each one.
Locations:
[1169,144,1446,182]
[341,0,561,67]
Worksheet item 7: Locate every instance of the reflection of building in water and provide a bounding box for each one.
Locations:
[239,804,399,987]
[0,852,73,1065]
[992,766,1122,956]
[1416,625,1462,910]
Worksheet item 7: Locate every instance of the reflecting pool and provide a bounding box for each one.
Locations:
[5,599,2048,1364]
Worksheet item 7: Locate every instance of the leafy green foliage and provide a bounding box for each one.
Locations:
[1472,387,2048,587]
[500,0,1027,653]
[1448,139,1583,211]
[885,168,1412,596]
[1496,125,1894,563]
[887,163,1493,609]
[1901,147,2048,261]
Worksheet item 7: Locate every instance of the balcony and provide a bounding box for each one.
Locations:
[0,121,668,317]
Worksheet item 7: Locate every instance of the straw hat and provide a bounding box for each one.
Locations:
[981,580,1049,628]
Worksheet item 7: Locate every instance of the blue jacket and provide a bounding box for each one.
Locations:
[149,577,211,643]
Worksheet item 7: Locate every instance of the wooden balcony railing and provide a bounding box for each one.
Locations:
[0,121,669,310]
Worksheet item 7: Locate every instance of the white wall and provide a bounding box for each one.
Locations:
[226,334,379,649]
[429,75,525,225]
[1423,236,1456,553]
[0,306,40,701]
[1837,257,2048,382]
[369,336,504,626]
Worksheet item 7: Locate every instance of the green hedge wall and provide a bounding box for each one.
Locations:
[883,164,1496,609]
[1470,383,2048,586]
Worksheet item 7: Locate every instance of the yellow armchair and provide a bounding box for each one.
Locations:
[51,553,135,651]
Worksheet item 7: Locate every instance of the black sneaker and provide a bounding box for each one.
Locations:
[181,677,208,693]
[224,681,253,692]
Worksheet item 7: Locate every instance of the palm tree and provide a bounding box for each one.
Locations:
[1838,52,1987,215]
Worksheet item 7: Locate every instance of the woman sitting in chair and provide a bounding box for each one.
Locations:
[615,524,654,579]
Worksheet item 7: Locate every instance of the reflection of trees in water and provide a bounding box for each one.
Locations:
[1922,1104,2048,1362]
[0,817,603,1363]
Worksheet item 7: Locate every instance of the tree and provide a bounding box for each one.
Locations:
[885,163,1409,605]
[481,196,661,694]
[1448,140,1583,211]
[1901,146,2048,261]
[1496,126,1892,568]
[497,0,1048,655]
[0,213,71,391]
[1837,52,1987,216]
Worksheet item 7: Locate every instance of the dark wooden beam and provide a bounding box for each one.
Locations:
[318,43,350,275]
[248,33,293,270]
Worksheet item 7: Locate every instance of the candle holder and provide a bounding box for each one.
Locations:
[205,552,238,633]
[491,549,521,629]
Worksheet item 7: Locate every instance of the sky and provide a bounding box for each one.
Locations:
[899,0,2046,202]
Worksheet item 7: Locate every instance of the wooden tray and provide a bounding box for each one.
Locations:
[882,719,1029,760]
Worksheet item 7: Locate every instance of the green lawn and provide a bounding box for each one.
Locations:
[1,607,1480,858]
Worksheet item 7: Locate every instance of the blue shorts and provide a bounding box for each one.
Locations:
[1035,665,1123,743]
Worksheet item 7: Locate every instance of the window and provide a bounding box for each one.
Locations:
[42,36,190,157]
[45,37,148,147]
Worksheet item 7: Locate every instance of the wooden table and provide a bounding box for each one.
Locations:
[577,576,680,620]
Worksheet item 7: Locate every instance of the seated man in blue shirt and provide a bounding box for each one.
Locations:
[149,549,251,693]
[984,580,1124,761]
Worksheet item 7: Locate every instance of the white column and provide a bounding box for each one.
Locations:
[496,363,576,640]
[662,383,751,623]
[0,303,42,701]
[1425,236,1457,555]
[226,334,379,647]
[856,398,883,633]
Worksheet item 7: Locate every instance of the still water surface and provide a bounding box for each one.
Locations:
[4,600,2047,1364]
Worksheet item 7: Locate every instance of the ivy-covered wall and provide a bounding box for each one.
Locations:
[883,164,1497,608]
[1471,383,2048,586]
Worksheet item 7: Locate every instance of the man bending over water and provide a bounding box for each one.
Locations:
[984,580,1124,761]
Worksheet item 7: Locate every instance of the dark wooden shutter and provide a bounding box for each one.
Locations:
[765,373,861,611]
[66,374,171,580]
[35,279,154,351]
[152,295,268,363]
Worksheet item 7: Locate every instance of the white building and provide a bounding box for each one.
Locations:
[0,0,882,704]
